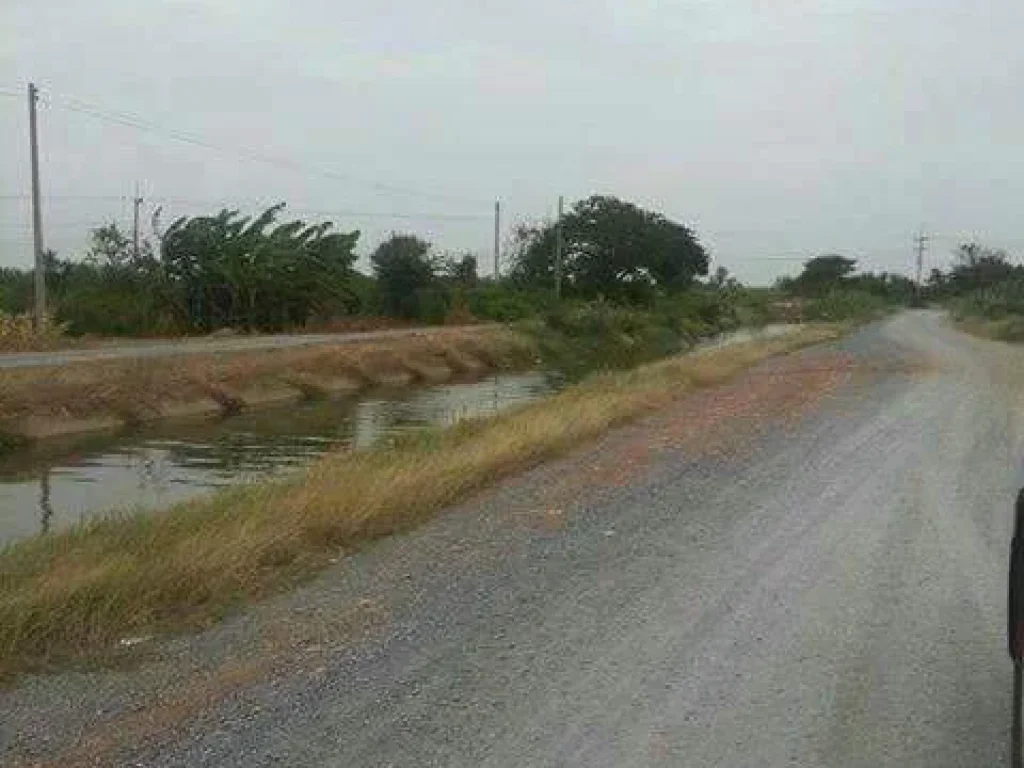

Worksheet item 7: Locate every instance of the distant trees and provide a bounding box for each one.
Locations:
[55,224,162,335]
[709,265,740,291]
[0,194,769,336]
[946,243,1017,294]
[370,234,438,320]
[510,195,709,304]
[0,267,32,315]
[922,242,1023,302]
[442,253,478,289]
[780,255,858,296]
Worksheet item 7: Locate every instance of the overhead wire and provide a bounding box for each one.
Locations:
[45,91,488,207]
[146,196,490,223]
[0,194,130,202]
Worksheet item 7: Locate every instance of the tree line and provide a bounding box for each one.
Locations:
[0,195,716,335]
[0,192,937,337]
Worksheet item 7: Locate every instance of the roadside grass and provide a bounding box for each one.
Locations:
[0,325,840,682]
[0,328,535,444]
[948,282,1024,343]
[0,312,67,353]
[953,315,1024,344]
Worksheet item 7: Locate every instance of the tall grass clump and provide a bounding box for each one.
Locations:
[950,279,1024,342]
[0,312,65,352]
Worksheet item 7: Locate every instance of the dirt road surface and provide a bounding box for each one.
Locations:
[0,326,488,370]
[2,311,1020,767]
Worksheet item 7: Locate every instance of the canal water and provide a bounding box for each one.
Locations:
[0,372,559,544]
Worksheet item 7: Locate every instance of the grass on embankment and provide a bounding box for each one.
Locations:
[0,328,536,446]
[953,315,1024,344]
[0,325,840,681]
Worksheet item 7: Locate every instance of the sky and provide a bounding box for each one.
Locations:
[4,0,1024,284]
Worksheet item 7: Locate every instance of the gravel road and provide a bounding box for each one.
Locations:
[2,311,1020,767]
[0,326,487,369]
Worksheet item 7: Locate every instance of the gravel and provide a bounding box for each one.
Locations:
[2,310,1018,767]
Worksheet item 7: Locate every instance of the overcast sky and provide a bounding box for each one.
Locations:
[4,0,1024,283]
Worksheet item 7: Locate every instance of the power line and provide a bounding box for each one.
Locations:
[1,193,488,222]
[0,194,130,201]
[148,197,490,222]
[45,90,487,206]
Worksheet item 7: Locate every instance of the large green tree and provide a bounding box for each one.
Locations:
[370,234,438,319]
[510,195,709,303]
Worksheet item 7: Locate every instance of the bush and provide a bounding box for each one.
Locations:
[952,279,1024,322]
[0,312,66,352]
[800,290,887,322]
[528,299,699,378]
[653,290,746,342]
[467,284,547,323]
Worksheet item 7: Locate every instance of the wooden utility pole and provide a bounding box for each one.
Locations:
[132,184,144,261]
[493,200,501,279]
[27,83,46,329]
[554,195,564,299]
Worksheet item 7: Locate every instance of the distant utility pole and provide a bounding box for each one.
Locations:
[493,200,501,280]
[132,184,144,261]
[915,231,929,287]
[554,195,564,299]
[27,82,46,329]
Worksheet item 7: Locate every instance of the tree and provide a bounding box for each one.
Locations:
[510,195,709,303]
[709,265,740,291]
[949,243,1017,293]
[370,234,438,319]
[160,204,360,331]
[788,254,858,296]
[0,266,33,314]
[442,253,478,288]
[86,223,135,269]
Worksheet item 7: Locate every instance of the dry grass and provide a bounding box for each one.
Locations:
[0,325,840,681]
[0,328,536,440]
[0,312,66,353]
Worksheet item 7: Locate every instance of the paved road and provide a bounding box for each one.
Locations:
[2,311,1020,767]
[0,326,486,369]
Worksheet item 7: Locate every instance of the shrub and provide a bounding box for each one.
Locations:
[800,290,887,322]
[465,284,549,323]
[0,312,66,352]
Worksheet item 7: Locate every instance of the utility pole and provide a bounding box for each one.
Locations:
[915,231,929,287]
[132,183,144,261]
[554,195,564,299]
[27,83,46,330]
[493,200,501,280]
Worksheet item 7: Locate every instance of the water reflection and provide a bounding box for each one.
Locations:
[0,372,557,545]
